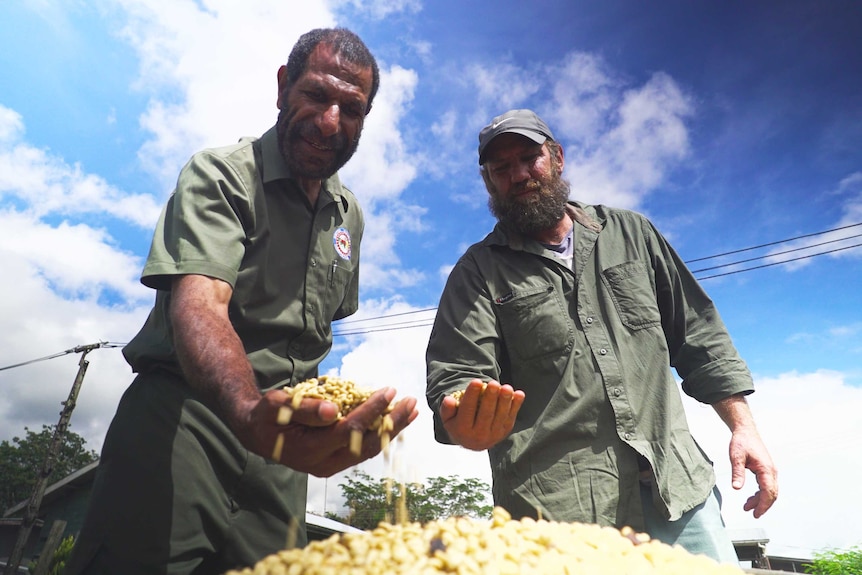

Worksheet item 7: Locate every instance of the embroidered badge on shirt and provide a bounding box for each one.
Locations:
[333,227,352,260]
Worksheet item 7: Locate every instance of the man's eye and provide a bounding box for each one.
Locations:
[343,105,363,118]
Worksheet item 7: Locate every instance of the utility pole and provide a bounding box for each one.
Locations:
[3,342,105,575]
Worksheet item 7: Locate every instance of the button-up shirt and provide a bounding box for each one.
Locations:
[124,125,364,390]
[426,201,753,530]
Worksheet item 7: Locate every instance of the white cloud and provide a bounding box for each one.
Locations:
[562,71,693,209]
[308,300,491,516]
[0,211,150,303]
[0,105,162,228]
[0,109,154,453]
[332,0,422,20]
[685,369,862,557]
[360,205,428,291]
[341,65,420,203]
[0,246,150,454]
[765,172,862,270]
[308,357,862,558]
[433,53,693,211]
[467,60,541,113]
[110,0,335,188]
[112,2,428,292]
[543,52,621,145]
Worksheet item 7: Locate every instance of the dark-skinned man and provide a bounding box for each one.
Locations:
[66,28,418,575]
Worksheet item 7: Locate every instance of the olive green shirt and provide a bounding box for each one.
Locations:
[124,126,364,390]
[426,202,753,530]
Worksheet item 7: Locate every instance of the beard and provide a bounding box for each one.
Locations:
[276,106,360,180]
[487,166,571,236]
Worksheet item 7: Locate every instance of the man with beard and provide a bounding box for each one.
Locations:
[66,28,418,575]
[425,109,777,564]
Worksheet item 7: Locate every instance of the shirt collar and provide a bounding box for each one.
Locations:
[258,125,346,204]
[483,201,603,249]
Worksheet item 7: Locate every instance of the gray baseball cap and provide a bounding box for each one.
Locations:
[477,109,555,165]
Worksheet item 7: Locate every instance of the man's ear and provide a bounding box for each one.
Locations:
[276,65,287,109]
[554,141,565,171]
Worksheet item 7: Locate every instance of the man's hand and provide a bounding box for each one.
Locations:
[440,379,524,451]
[170,274,419,477]
[244,386,418,478]
[712,394,778,518]
[728,424,778,518]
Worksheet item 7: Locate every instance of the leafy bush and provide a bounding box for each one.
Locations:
[806,545,862,575]
[26,535,75,575]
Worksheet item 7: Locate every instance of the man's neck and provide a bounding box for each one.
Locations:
[531,212,573,245]
[298,177,323,208]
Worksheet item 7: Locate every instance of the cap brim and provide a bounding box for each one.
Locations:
[479,128,548,164]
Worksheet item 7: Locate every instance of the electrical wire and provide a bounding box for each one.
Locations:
[694,242,862,280]
[0,342,125,373]
[689,232,862,273]
[2,223,860,364]
[684,221,862,263]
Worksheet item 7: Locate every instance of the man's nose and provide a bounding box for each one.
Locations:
[510,161,531,183]
[317,104,341,138]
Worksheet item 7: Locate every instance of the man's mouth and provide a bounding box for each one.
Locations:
[304,137,334,152]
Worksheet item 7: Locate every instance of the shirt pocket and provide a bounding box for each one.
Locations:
[600,261,661,330]
[328,258,354,288]
[494,283,571,361]
[321,258,356,317]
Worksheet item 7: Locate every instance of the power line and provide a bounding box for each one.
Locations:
[334,320,435,337]
[694,242,862,280]
[332,222,862,337]
[690,233,862,274]
[0,342,124,373]
[684,221,862,263]
[3,224,860,353]
[336,307,437,325]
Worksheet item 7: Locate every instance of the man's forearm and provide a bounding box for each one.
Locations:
[170,275,261,434]
[711,392,756,433]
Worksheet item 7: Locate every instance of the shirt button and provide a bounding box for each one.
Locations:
[613,388,622,397]
[586,317,593,324]
[308,304,314,312]
[600,348,608,355]
[624,433,632,440]
[310,259,317,267]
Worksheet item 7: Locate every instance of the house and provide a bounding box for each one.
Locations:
[1,461,359,569]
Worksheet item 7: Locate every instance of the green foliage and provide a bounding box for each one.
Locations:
[806,545,862,574]
[328,470,493,530]
[0,425,98,513]
[26,535,75,575]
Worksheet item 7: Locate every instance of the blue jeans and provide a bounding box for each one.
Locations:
[641,481,740,565]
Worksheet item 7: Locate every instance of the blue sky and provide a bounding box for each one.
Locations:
[1,0,861,561]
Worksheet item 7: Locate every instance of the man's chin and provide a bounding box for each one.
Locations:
[287,153,340,180]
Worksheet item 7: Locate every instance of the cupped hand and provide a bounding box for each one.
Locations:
[238,386,419,477]
[441,379,524,451]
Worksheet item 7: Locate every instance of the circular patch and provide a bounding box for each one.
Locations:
[333,227,352,260]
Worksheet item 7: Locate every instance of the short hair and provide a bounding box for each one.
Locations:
[284,27,380,113]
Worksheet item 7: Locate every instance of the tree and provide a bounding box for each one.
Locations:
[806,545,862,574]
[326,470,493,530]
[0,425,98,513]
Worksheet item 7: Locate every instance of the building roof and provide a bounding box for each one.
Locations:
[4,460,361,540]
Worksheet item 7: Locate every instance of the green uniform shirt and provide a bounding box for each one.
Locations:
[124,126,364,390]
[426,202,753,530]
